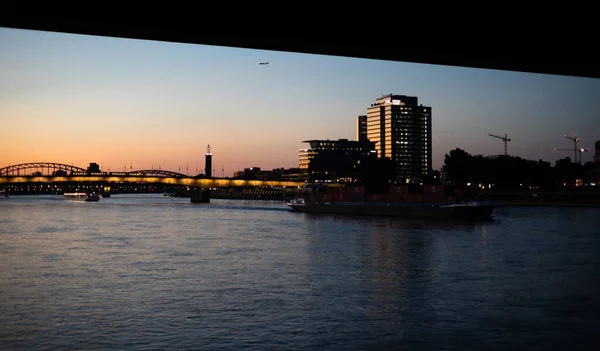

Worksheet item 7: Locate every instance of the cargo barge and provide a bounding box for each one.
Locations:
[286,184,496,220]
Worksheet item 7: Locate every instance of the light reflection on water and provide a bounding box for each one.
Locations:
[1,194,599,350]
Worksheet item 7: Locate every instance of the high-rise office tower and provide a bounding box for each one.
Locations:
[365,94,432,183]
[595,140,600,163]
[205,144,213,178]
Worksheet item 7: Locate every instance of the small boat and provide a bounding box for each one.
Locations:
[85,193,101,202]
[64,192,100,202]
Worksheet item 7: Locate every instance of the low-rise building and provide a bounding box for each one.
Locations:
[299,138,377,183]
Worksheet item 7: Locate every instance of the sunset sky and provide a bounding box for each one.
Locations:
[1,27,599,176]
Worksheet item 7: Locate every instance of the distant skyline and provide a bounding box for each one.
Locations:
[1,27,599,177]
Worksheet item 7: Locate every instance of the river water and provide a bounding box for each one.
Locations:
[1,194,599,350]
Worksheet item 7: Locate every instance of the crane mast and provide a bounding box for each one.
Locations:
[578,147,590,163]
[488,133,511,156]
[563,134,580,164]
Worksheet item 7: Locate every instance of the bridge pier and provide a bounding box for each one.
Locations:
[190,188,210,203]
[102,185,111,198]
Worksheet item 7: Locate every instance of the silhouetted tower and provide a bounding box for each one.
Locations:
[205,144,213,178]
[488,133,511,156]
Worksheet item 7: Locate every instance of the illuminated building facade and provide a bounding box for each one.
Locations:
[233,167,303,181]
[365,94,432,183]
[299,139,376,182]
[298,148,311,180]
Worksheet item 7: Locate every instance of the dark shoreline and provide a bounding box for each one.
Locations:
[479,190,600,208]
[494,201,600,208]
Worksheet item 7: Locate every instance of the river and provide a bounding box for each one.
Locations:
[1,194,599,350]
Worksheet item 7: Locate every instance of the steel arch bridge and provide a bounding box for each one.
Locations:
[0,162,87,176]
[135,170,188,178]
[0,162,319,188]
[0,163,190,177]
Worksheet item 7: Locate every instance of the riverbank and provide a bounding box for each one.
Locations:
[479,190,600,208]
[494,200,600,208]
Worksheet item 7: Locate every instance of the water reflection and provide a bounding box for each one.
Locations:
[481,225,488,245]
[300,212,488,231]
[301,213,447,346]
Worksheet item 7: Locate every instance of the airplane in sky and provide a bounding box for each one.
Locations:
[259,62,269,65]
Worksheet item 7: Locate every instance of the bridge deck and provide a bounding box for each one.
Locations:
[0,175,345,188]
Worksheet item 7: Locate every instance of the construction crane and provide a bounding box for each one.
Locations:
[563,134,580,163]
[578,148,590,164]
[558,134,590,165]
[488,133,511,156]
[554,147,590,165]
[553,148,576,163]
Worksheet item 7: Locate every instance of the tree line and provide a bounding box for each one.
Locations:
[441,148,600,191]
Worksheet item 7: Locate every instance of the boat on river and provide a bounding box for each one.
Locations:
[63,192,101,202]
[286,184,495,220]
